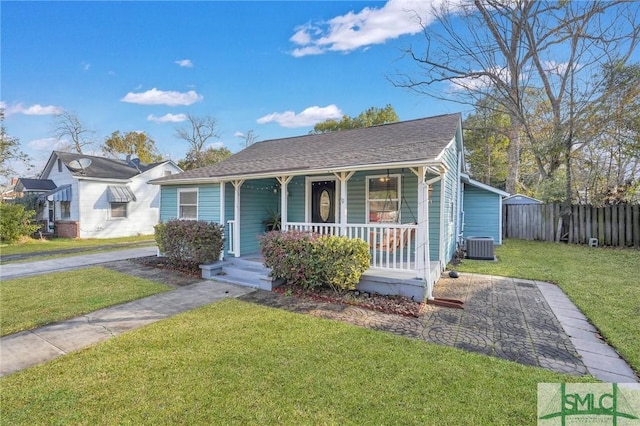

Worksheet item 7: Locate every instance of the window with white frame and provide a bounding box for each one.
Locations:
[178,189,198,220]
[366,175,400,223]
[60,201,71,219]
[110,202,127,219]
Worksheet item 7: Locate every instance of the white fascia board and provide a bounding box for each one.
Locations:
[154,160,445,186]
[462,175,509,196]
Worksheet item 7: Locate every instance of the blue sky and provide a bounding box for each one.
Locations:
[2,1,460,178]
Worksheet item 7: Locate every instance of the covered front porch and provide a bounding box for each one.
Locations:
[220,164,453,300]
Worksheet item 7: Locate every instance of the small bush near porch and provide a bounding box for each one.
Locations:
[260,230,370,291]
[154,220,224,270]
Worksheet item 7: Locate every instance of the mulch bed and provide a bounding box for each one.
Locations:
[273,282,424,318]
[132,256,202,278]
[133,256,423,317]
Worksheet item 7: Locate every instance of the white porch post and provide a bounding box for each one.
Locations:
[219,181,225,260]
[276,176,293,231]
[439,170,446,270]
[232,180,244,257]
[333,171,355,236]
[412,166,433,300]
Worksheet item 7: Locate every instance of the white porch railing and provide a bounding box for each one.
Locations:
[227,219,238,256]
[284,222,418,272]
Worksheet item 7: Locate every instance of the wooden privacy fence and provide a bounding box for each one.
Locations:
[502,203,640,248]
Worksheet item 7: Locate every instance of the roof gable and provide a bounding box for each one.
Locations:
[155,113,462,183]
[41,151,174,181]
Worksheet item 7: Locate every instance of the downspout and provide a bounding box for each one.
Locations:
[456,151,463,246]
[439,168,446,271]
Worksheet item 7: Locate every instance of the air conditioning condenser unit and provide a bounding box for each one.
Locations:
[466,236,495,260]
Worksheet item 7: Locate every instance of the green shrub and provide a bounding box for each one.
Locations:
[0,203,41,243]
[316,235,370,292]
[154,220,224,269]
[259,231,370,292]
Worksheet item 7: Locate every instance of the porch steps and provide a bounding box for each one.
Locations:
[200,258,284,291]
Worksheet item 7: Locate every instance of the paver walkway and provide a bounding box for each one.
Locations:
[239,273,639,382]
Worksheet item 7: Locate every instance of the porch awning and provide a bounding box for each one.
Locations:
[46,184,72,202]
[106,185,136,203]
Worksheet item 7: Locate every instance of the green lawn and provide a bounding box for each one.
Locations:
[1,267,171,336]
[0,299,591,425]
[0,234,155,257]
[455,239,640,374]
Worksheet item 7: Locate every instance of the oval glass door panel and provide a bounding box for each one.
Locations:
[319,189,331,222]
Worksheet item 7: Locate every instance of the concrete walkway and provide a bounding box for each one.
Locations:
[1,280,253,377]
[0,246,160,279]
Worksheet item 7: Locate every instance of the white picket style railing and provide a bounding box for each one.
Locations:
[284,222,418,271]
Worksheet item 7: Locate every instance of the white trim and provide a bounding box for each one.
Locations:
[276,175,293,228]
[231,180,244,257]
[460,174,509,196]
[365,173,401,224]
[152,160,446,186]
[304,176,339,223]
[219,182,225,260]
[177,188,199,220]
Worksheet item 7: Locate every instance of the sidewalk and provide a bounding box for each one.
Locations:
[0,246,159,279]
[1,280,254,377]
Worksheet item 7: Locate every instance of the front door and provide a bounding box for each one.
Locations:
[311,180,336,223]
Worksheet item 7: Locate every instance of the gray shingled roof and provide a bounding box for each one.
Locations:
[54,152,165,180]
[16,178,57,192]
[154,113,461,183]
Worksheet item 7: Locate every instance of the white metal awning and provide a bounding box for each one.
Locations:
[106,185,136,203]
[46,184,72,202]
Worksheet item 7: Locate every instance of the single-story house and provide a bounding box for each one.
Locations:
[152,113,506,301]
[21,151,182,238]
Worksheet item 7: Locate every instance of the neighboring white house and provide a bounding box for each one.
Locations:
[28,151,182,238]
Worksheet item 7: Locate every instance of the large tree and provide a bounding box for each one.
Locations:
[312,105,399,134]
[102,130,163,163]
[175,114,222,169]
[52,111,95,154]
[394,0,639,201]
[178,146,231,171]
[0,109,32,183]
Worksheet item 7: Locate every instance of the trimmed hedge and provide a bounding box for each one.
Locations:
[260,230,370,292]
[154,220,224,269]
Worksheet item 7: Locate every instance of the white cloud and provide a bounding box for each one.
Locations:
[1,102,62,116]
[81,61,91,71]
[233,131,245,138]
[175,59,193,68]
[289,0,457,57]
[257,105,343,128]
[121,88,203,106]
[27,137,67,151]
[147,113,188,123]
[207,142,225,150]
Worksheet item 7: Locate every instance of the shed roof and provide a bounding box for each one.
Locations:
[16,178,57,192]
[153,113,462,184]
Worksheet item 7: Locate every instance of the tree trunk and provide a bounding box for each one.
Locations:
[505,118,521,194]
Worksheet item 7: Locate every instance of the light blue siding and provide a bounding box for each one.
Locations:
[160,186,178,221]
[239,179,279,255]
[287,176,306,222]
[198,184,221,222]
[462,184,502,244]
[159,184,221,223]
